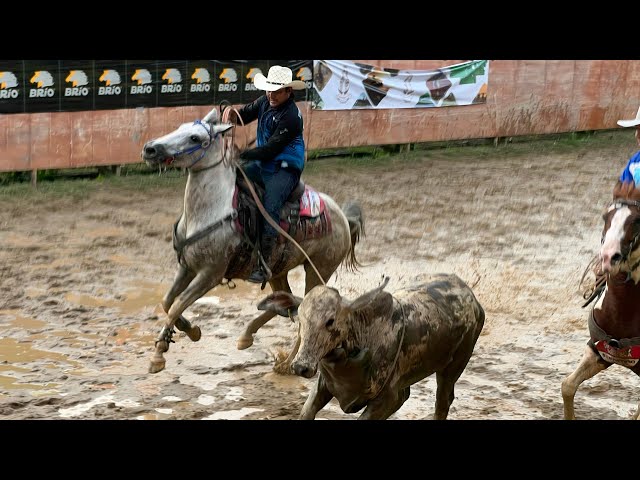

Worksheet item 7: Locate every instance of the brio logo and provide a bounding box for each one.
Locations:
[0,71,19,99]
[131,69,153,94]
[64,70,90,97]
[218,68,238,92]
[190,67,211,92]
[244,67,263,91]
[98,69,122,96]
[29,70,55,98]
[297,66,313,89]
[161,68,182,93]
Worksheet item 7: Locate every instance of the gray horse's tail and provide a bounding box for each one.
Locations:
[341,201,365,271]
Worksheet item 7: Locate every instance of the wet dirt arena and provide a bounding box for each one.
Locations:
[2,133,639,420]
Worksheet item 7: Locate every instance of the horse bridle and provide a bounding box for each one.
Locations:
[170,119,225,170]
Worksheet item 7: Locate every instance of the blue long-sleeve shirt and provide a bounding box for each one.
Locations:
[236,95,305,173]
[619,151,640,185]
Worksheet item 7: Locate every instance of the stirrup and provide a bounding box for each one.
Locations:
[247,249,271,284]
[247,267,270,285]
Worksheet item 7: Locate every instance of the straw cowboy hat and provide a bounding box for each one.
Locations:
[617,106,640,128]
[253,65,306,92]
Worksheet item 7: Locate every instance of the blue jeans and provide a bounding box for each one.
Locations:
[242,160,301,238]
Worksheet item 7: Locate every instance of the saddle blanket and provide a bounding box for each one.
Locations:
[232,185,332,244]
[594,340,640,367]
[299,188,323,217]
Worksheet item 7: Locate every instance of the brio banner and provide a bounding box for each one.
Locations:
[25,60,61,113]
[0,61,24,114]
[60,60,94,112]
[157,60,188,108]
[94,61,127,110]
[0,60,314,114]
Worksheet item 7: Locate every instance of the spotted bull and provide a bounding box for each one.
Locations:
[257,273,484,420]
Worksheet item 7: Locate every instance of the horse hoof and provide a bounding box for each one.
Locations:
[186,326,201,342]
[237,335,253,350]
[149,359,166,374]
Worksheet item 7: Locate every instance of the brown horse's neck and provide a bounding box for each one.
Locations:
[597,274,640,339]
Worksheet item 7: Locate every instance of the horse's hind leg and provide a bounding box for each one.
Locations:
[561,345,609,419]
[236,275,292,350]
[303,261,338,294]
[150,268,218,374]
[162,265,201,342]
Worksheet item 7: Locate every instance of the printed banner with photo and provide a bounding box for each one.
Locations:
[311,60,489,110]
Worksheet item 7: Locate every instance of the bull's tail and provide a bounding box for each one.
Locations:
[341,200,365,271]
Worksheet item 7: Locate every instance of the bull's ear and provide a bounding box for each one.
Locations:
[257,291,302,318]
[202,108,218,124]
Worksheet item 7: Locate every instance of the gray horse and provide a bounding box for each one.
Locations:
[141,107,364,374]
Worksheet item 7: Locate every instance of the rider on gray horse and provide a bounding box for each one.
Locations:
[227,65,307,284]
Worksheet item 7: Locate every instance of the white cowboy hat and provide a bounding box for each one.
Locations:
[617,106,640,128]
[253,65,306,92]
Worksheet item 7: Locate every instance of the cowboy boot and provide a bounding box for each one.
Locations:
[247,235,276,284]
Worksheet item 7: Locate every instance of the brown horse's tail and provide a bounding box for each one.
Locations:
[341,201,365,271]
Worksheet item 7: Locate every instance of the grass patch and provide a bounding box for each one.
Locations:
[0,166,186,200]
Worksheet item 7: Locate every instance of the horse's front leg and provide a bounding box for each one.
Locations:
[237,275,291,350]
[237,311,276,350]
[150,267,219,374]
[561,345,609,419]
[162,265,201,342]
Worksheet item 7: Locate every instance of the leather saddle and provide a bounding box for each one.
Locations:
[235,169,305,244]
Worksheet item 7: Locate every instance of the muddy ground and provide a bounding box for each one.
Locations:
[2,133,640,420]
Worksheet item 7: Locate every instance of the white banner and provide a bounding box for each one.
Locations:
[311,60,489,110]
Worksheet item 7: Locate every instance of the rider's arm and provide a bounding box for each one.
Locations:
[234,96,263,125]
[240,106,302,162]
[620,151,640,183]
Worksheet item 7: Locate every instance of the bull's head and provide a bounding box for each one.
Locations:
[258,277,390,378]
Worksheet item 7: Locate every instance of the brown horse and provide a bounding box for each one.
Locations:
[141,107,364,374]
[562,180,640,419]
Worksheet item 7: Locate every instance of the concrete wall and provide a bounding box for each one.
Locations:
[2,60,639,172]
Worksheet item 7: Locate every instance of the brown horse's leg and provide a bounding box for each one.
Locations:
[150,268,217,374]
[161,265,201,342]
[237,275,291,350]
[561,345,609,419]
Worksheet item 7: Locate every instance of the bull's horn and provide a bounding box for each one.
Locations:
[349,276,390,311]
